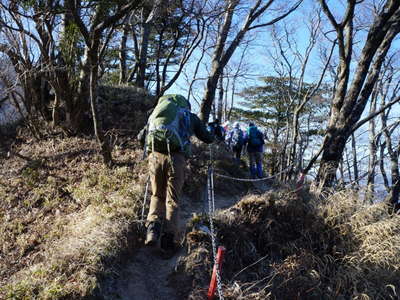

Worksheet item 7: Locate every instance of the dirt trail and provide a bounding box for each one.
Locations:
[102,182,270,300]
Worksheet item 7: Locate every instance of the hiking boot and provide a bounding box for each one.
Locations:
[160,232,179,259]
[145,222,161,247]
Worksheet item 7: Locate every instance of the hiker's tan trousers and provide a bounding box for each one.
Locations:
[147,151,185,240]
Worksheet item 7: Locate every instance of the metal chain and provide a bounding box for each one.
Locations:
[213,164,294,182]
[207,145,296,298]
[209,144,213,164]
[211,166,216,213]
[207,166,224,300]
[205,144,293,299]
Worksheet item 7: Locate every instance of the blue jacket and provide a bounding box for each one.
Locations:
[243,126,264,153]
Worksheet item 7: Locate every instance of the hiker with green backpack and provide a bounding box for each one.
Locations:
[137,94,214,258]
[243,122,265,179]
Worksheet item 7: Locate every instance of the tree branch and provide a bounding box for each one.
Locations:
[248,1,303,30]
[351,94,400,133]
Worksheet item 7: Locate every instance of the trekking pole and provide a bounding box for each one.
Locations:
[141,174,150,221]
[142,124,149,160]
[142,147,147,160]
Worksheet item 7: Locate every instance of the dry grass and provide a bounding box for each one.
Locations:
[0,135,148,299]
[176,188,400,300]
[0,122,251,300]
[3,111,399,299]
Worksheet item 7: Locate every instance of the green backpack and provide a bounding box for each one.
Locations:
[146,94,192,154]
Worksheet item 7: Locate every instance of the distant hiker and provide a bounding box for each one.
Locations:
[222,121,230,133]
[244,122,265,178]
[137,94,214,258]
[207,118,225,142]
[226,122,244,165]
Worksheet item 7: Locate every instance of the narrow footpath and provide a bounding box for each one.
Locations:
[102,181,270,300]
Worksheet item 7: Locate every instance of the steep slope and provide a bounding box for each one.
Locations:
[101,193,245,300]
[0,136,149,299]
[174,190,400,299]
[1,128,399,300]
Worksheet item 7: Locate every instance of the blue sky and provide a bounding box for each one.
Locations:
[164,0,400,189]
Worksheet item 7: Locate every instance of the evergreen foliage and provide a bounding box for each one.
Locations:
[233,76,329,138]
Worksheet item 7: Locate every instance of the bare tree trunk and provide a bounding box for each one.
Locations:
[119,18,130,85]
[135,9,151,88]
[381,99,400,208]
[345,146,352,184]
[379,141,390,193]
[227,77,236,121]
[68,1,142,164]
[288,107,301,179]
[271,126,280,176]
[366,94,378,202]
[387,152,400,209]
[339,158,345,186]
[223,75,229,122]
[200,0,236,122]
[316,1,400,189]
[155,26,165,96]
[300,114,312,170]
[212,101,216,121]
[351,133,359,187]
[282,115,291,180]
[52,94,59,128]
[199,0,301,122]
[89,52,112,166]
[317,134,347,188]
[217,73,224,121]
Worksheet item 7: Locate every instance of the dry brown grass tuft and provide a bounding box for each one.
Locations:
[319,191,400,298]
[0,135,148,299]
[176,188,400,300]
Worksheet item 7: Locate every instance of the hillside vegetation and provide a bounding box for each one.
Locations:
[177,190,400,299]
[0,135,148,299]
[1,128,399,299]
[1,1,400,299]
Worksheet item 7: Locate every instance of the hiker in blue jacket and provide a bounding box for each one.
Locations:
[243,122,265,178]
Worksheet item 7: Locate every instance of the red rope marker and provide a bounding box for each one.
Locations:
[207,246,226,300]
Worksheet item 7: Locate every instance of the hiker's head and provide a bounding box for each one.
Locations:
[233,122,240,129]
[248,122,255,128]
[214,118,220,125]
